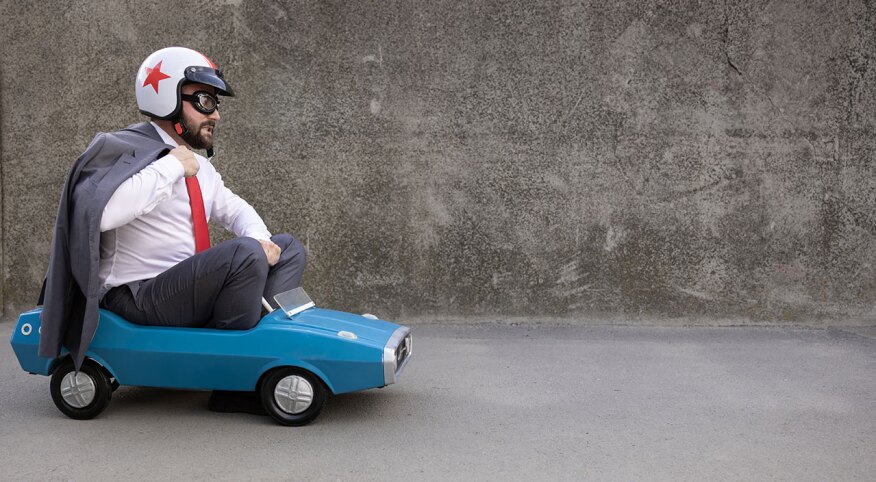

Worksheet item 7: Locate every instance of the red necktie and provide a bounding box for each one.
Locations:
[185,177,211,253]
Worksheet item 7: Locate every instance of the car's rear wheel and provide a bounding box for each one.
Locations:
[50,358,112,420]
[260,367,326,426]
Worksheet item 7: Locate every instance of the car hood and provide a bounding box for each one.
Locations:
[260,307,401,346]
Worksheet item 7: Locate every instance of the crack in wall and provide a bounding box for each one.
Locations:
[722,0,743,77]
[722,0,816,153]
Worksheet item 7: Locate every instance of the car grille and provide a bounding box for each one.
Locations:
[395,333,412,370]
[384,327,413,385]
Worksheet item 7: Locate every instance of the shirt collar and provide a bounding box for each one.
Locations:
[150,121,179,147]
[150,121,209,162]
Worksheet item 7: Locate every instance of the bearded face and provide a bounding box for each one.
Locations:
[180,112,216,150]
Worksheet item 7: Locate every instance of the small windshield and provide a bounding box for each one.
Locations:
[273,287,315,317]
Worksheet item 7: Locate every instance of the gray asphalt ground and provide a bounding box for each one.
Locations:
[1,320,874,481]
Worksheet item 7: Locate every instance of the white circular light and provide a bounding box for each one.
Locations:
[338,331,358,340]
[21,323,32,336]
[362,313,378,320]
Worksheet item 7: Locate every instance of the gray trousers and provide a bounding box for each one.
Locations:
[100,233,306,330]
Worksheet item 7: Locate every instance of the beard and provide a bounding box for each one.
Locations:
[181,120,216,150]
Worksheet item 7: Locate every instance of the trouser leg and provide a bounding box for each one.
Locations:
[100,237,269,329]
[262,233,307,306]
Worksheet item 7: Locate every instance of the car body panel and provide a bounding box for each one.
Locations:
[10,307,410,394]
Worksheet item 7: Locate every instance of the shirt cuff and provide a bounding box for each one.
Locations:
[247,231,273,241]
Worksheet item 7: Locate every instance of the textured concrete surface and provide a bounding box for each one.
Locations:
[2,1,876,322]
[1,321,874,480]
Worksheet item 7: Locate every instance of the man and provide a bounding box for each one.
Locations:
[39,47,306,382]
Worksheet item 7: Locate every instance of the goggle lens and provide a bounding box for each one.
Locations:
[181,91,219,114]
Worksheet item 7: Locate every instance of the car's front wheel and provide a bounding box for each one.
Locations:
[50,358,112,420]
[260,367,327,426]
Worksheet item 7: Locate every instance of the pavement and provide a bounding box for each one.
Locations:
[0,320,874,481]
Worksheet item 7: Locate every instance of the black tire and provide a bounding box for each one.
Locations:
[260,367,327,426]
[50,358,112,420]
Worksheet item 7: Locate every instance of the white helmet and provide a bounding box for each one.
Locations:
[135,46,234,120]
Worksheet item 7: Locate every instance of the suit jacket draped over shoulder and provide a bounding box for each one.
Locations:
[39,122,172,370]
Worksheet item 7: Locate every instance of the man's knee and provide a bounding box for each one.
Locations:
[271,232,293,248]
[227,237,269,277]
[274,233,307,268]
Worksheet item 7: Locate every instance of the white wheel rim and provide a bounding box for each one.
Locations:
[60,372,96,408]
[273,375,314,414]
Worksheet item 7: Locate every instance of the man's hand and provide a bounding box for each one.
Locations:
[170,145,199,177]
[259,239,281,266]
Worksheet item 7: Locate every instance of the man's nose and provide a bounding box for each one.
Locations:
[208,109,221,121]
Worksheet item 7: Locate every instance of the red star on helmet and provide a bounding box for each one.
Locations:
[142,60,171,94]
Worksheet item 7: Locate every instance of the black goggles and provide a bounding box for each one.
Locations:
[180,91,220,114]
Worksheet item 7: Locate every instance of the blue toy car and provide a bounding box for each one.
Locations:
[10,288,412,426]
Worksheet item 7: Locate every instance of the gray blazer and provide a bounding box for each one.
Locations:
[39,122,171,369]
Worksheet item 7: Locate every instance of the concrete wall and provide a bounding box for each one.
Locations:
[1,0,875,322]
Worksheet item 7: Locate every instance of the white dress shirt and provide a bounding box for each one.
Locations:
[98,122,271,291]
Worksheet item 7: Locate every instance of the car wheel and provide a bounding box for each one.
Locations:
[260,367,327,426]
[50,358,112,420]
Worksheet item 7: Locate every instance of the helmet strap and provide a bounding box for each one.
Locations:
[173,118,188,136]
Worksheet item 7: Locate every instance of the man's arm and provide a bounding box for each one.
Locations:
[210,171,272,240]
[209,172,281,265]
[99,146,197,231]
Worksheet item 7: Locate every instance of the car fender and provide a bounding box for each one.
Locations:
[256,359,336,394]
[80,352,120,381]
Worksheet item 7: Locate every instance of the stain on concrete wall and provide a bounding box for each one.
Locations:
[1,0,875,322]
